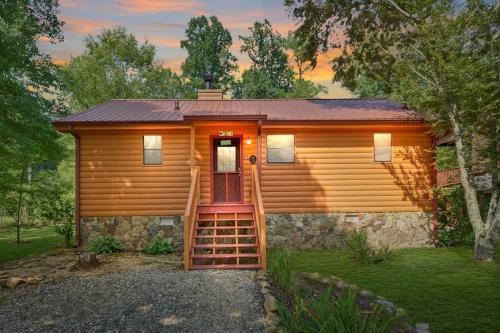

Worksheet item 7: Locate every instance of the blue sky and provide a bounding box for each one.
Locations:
[40,0,352,97]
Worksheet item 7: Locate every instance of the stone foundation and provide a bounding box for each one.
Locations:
[266,212,433,249]
[80,216,183,251]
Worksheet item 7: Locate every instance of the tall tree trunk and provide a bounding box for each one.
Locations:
[449,108,496,261]
[15,167,26,244]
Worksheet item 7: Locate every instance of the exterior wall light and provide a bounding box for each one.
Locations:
[246,137,252,145]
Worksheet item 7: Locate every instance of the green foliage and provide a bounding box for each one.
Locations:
[436,146,459,170]
[88,236,123,254]
[346,230,393,265]
[269,247,297,294]
[289,248,500,333]
[143,236,173,255]
[277,288,393,333]
[0,226,65,263]
[239,19,294,93]
[180,15,238,92]
[233,68,282,99]
[436,185,474,247]
[0,0,67,241]
[60,27,189,110]
[287,78,327,98]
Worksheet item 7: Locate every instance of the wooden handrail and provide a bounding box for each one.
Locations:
[183,166,200,271]
[251,165,266,271]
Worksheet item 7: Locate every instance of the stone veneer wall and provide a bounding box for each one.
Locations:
[266,212,433,249]
[80,216,183,252]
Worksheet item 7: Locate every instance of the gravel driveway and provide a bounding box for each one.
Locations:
[0,269,265,333]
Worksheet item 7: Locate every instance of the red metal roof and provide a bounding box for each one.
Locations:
[54,98,422,124]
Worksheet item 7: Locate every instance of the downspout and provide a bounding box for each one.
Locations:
[68,126,81,247]
[432,136,439,247]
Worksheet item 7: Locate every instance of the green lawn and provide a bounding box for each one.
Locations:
[0,226,64,263]
[286,248,500,333]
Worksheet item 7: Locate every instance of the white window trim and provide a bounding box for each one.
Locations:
[266,134,296,164]
[143,135,163,165]
[373,132,392,163]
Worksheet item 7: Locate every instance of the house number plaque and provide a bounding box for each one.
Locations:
[219,130,233,136]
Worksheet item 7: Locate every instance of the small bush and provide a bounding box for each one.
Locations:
[436,186,474,246]
[88,236,122,254]
[143,236,173,255]
[346,230,393,265]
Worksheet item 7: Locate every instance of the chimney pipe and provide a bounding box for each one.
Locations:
[174,92,180,110]
[204,72,213,89]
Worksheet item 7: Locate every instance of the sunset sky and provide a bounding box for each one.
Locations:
[40,0,352,98]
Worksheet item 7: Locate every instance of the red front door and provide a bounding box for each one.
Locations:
[212,137,242,203]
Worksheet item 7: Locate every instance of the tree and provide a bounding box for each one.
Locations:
[0,0,66,243]
[240,19,294,92]
[285,0,499,260]
[285,32,315,80]
[61,27,187,110]
[288,78,328,98]
[233,68,282,99]
[180,16,238,92]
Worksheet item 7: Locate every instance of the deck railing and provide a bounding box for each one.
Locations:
[251,165,266,271]
[437,168,461,187]
[183,166,200,271]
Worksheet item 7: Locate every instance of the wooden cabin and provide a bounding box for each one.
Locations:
[54,88,437,270]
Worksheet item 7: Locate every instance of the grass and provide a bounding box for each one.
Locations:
[0,226,65,263]
[283,247,500,333]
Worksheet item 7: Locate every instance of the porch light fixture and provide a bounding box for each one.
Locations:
[246,137,252,145]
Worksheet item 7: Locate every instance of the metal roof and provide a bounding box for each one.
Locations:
[54,98,422,124]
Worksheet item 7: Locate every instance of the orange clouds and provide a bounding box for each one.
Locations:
[147,36,180,48]
[116,0,205,14]
[63,16,112,34]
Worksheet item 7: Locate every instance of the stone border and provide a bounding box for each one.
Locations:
[299,272,430,333]
[254,270,282,333]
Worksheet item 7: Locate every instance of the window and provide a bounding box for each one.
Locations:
[374,133,392,162]
[143,135,162,165]
[267,134,295,164]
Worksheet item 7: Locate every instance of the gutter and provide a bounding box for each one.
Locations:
[67,125,81,247]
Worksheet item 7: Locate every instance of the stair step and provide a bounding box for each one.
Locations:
[194,243,257,249]
[197,218,254,222]
[190,264,261,270]
[195,234,257,239]
[196,226,255,230]
[191,253,260,259]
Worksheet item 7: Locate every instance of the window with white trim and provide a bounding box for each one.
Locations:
[267,134,295,164]
[374,133,392,162]
[143,135,162,165]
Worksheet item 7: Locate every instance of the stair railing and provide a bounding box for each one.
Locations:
[183,166,200,271]
[251,165,267,271]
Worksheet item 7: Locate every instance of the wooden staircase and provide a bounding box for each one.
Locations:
[184,165,266,271]
[189,205,262,270]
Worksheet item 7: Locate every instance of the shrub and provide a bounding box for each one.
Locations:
[436,186,474,246]
[53,199,74,247]
[88,236,122,254]
[143,236,173,255]
[346,230,393,265]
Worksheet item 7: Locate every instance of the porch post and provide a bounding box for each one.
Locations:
[190,125,195,169]
[257,120,262,181]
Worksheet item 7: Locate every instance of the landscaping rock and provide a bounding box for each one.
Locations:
[359,289,374,298]
[376,298,396,313]
[264,325,278,333]
[25,277,43,284]
[5,277,25,289]
[416,323,430,333]
[264,295,278,313]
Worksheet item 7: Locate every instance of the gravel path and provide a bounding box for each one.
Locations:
[0,269,265,333]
